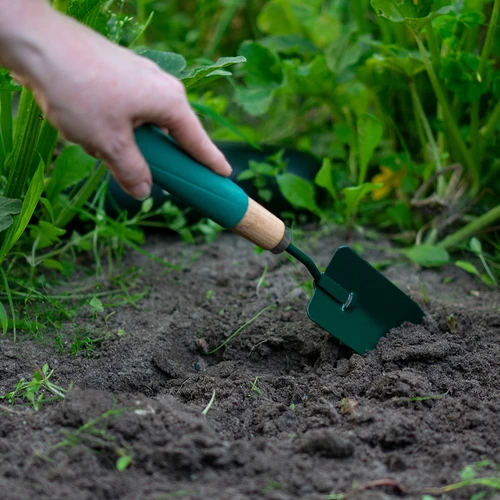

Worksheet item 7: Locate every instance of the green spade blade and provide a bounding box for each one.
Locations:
[306,246,424,354]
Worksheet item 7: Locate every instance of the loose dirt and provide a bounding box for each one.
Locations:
[0,230,499,499]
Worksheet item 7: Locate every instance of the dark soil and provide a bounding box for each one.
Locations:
[1,230,499,500]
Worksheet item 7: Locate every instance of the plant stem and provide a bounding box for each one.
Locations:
[1,268,15,341]
[55,161,107,228]
[414,33,480,194]
[480,99,500,144]
[471,0,500,162]
[438,204,500,249]
[425,22,441,76]
[0,92,13,162]
[409,79,445,196]
[204,0,242,59]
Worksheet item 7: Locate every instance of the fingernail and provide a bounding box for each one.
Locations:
[132,182,151,201]
[224,160,233,177]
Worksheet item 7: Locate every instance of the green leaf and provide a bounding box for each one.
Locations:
[134,49,186,77]
[342,182,382,221]
[0,302,8,335]
[439,52,489,103]
[277,173,321,215]
[358,113,383,184]
[367,51,425,78]
[236,170,256,181]
[0,162,44,263]
[325,30,364,75]
[181,56,246,89]
[404,245,450,267]
[370,0,451,24]
[235,42,284,116]
[235,86,276,116]
[67,0,106,25]
[116,455,132,471]
[257,0,302,35]
[0,196,22,233]
[30,221,66,250]
[190,102,259,148]
[470,237,482,254]
[315,158,337,200]
[0,69,21,91]
[46,146,96,202]
[455,260,480,276]
[141,198,153,214]
[89,296,104,314]
[238,42,283,87]
[260,35,321,56]
[41,259,64,271]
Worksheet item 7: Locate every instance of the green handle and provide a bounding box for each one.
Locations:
[134,124,249,228]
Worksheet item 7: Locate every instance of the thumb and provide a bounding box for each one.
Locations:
[101,130,152,200]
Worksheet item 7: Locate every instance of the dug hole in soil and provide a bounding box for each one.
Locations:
[0,230,499,500]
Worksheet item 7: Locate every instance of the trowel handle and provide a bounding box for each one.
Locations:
[134,124,291,253]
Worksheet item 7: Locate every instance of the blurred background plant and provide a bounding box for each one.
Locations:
[1,0,500,340]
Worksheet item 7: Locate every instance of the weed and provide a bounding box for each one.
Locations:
[424,460,500,497]
[47,407,131,471]
[201,390,216,415]
[1,364,69,410]
[249,377,262,397]
[207,305,274,354]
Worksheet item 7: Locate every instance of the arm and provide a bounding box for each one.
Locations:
[0,1,231,200]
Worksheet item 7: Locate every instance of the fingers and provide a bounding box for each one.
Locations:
[151,89,232,177]
[101,128,152,200]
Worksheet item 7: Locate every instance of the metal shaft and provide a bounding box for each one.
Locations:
[286,243,353,309]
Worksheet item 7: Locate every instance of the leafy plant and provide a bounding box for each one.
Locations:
[0,364,69,410]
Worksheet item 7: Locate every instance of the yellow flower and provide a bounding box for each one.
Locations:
[371,166,406,201]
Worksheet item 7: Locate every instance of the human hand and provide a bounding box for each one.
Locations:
[0,3,232,200]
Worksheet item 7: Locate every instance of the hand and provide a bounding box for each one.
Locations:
[0,4,232,200]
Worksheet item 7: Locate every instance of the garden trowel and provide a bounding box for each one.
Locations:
[134,125,424,354]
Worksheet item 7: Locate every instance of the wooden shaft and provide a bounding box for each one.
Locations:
[232,198,289,252]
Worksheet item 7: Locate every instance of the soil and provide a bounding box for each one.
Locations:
[0,229,499,500]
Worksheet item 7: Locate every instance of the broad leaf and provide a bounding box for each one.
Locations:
[314,158,337,200]
[89,296,104,314]
[343,182,382,221]
[469,237,482,254]
[0,196,22,233]
[30,221,66,250]
[404,244,450,267]
[135,49,186,77]
[236,86,276,116]
[358,113,383,184]
[260,35,321,56]
[257,0,302,35]
[455,260,480,276]
[370,0,452,24]
[46,146,96,202]
[325,31,365,75]
[190,102,259,148]
[440,52,489,103]
[67,0,106,25]
[367,51,425,78]
[277,173,321,215]
[238,42,283,87]
[181,56,246,89]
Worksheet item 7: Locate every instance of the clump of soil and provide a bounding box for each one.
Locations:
[0,231,499,500]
